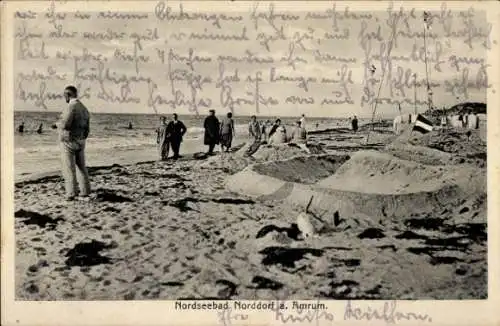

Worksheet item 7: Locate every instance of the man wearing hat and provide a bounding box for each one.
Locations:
[203,109,220,155]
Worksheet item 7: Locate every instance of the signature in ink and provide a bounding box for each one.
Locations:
[344,300,432,323]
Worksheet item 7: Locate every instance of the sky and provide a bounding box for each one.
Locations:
[12,2,490,117]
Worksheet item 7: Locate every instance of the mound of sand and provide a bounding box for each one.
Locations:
[249,143,313,161]
[198,153,253,174]
[393,129,486,167]
[227,148,486,223]
[385,142,454,166]
[317,151,484,195]
[252,154,351,185]
[411,129,485,154]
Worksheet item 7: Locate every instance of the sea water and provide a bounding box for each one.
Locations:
[14,111,348,180]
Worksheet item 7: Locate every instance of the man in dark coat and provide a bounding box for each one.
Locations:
[351,115,358,132]
[204,109,220,155]
[166,113,187,160]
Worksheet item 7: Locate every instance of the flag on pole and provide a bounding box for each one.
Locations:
[413,114,433,134]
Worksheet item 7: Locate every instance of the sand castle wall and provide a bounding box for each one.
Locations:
[226,150,486,222]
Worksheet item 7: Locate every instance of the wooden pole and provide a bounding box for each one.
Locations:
[414,73,417,115]
[423,12,433,112]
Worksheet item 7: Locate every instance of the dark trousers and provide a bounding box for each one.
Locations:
[171,139,181,158]
[208,143,216,154]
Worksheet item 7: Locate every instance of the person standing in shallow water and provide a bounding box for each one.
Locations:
[220,112,235,152]
[18,122,25,134]
[351,115,358,132]
[166,113,187,160]
[59,85,91,201]
[156,116,170,161]
[204,109,220,155]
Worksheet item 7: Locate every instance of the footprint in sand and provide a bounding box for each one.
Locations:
[357,228,386,239]
[25,282,39,294]
[248,276,284,290]
[15,209,64,230]
[27,265,39,274]
[215,279,238,299]
[64,240,114,267]
[320,280,360,298]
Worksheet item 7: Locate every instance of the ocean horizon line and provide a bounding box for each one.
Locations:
[14,109,395,120]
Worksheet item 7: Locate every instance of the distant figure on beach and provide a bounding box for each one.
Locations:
[458,113,464,128]
[467,111,478,130]
[440,115,447,127]
[128,122,133,130]
[220,112,235,152]
[351,115,358,132]
[59,85,91,201]
[51,124,58,130]
[261,120,271,142]
[248,115,261,141]
[166,113,187,160]
[156,116,169,161]
[204,109,220,155]
[290,120,307,144]
[463,111,469,128]
[259,121,267,142]
[268,119,281,138]
[300,114,306,129]
[18,122,25,134]
[36,123,43,134]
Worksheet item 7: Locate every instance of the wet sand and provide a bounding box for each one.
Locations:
[14,125,487,300]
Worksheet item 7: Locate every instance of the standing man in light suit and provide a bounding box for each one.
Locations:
[59,85,91,201]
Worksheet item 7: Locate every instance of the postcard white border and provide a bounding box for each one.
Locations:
[2,1,499,325]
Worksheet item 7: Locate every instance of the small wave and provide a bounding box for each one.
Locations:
[15,137,156,155]
[186,124,248,134]
[186,126,205,134]
[15,123,253,155]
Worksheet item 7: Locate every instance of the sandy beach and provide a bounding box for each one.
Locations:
[14,124,487,300]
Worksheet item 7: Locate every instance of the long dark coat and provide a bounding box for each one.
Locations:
[166,120,187,142]
[204,115,220,145]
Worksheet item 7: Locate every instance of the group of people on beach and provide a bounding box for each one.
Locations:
[35,84,313,201]
[455,110,480,129]
[155,109,233,161]
[156,113,188,161]
[154,111,310,160]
